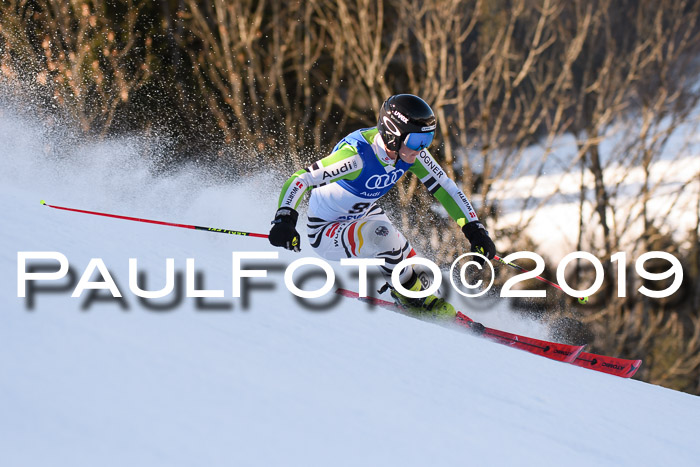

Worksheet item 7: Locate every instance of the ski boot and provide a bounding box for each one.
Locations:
[384,271,456,319]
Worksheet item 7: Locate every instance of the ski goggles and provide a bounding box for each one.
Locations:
[403,131,435,151]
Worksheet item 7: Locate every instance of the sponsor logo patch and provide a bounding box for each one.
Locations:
[285,186,299,205]
[365,169,405,190]
[393,110,409,124]
[323,160,355,180]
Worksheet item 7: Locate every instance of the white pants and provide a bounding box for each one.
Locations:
[306,205,416,283]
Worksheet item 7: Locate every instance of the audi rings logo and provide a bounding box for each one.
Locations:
[365,169,405,189]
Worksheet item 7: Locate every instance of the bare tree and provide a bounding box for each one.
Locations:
[179,0,375,167]
[0,0,155,136]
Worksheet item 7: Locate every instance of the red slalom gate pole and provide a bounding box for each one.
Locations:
[40,200,269,239]
[493,254,588,304]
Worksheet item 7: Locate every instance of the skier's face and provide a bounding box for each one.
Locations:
[397,145,420,164]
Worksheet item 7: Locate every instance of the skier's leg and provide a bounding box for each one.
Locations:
[307,214,412,279]
[307,211,455,319]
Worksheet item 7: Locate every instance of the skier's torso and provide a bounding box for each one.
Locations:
[276,127,479,225]
[309,128,412,221]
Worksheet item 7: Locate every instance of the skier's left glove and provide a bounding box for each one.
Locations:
[462,221,496,265]
[269,207,301,252]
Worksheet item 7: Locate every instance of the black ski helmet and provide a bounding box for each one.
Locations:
[377,94,437,152]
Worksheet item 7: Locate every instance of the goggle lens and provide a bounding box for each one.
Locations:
[403,132,435,150]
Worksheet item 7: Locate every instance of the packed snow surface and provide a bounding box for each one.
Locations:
[1,106,700,467]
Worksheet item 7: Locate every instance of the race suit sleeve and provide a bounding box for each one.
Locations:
[409,150,480,227]
[277,143,363,210]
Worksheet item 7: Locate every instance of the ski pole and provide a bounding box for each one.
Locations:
[40,200,270,239]
[493,254,588,304]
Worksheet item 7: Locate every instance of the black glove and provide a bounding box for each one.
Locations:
[269,207,301,252]
[462,221,496,265]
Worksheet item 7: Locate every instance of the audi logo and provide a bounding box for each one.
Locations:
[365,169,405,189]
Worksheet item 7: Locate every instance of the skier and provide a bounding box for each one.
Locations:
[268,94,496,318]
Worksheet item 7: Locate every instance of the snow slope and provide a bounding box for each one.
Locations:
[2,105,700,467]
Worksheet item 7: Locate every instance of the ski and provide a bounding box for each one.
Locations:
[336,288,642,378]
[572,351,642,378]
[336,288,585,364]
[453,311,584,363]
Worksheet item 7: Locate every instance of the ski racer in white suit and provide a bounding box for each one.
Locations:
[269,94,496,318]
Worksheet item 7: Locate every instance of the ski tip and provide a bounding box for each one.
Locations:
[40,199,46,205]
[626,360,643,378]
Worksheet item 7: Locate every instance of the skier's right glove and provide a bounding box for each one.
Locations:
[462,221,496,265]
[269,207,301,252]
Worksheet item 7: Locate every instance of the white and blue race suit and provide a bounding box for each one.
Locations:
[276,127,480,281]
